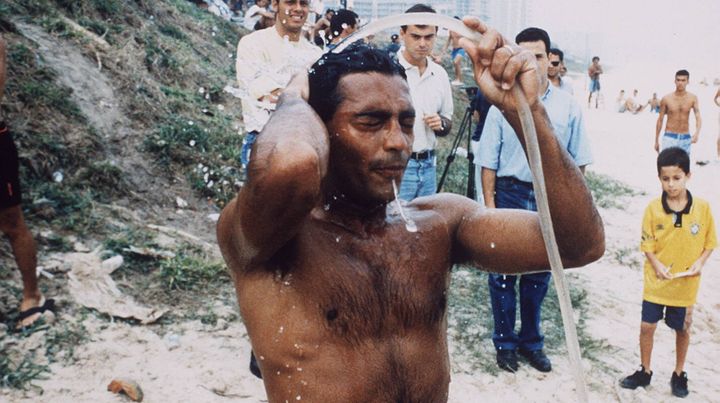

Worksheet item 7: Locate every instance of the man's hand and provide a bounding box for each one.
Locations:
[423,113,444,132]
[458,17,541,115]
[654,140,660,152]
[259,88,283,105]
[691,132,699,144]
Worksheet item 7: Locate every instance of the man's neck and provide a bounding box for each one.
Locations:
[316,194,388,236]
[402,49,428,74]
[674,88,687,96]
[549,75,561,87]
[274,24,302,42]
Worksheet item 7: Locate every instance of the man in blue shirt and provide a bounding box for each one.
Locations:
[476,27,593,373]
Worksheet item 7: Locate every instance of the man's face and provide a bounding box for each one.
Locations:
[547,53,561,78]
[519,40,549,85]
[326,73,415,205]
[400,25,437,62]
[258,0,269,7]
[659,165,690,199]
[675,75,689,91]
[274,0,309,33]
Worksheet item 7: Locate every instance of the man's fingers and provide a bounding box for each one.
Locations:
[489,45,514,87]
[475,28,504,66]
[461,16,488,35]
[500,50,532,90]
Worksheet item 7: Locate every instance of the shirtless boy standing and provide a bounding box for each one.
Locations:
[655,70,701,155]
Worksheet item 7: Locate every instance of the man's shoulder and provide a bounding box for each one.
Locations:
[239,27,273,44]
[427,59,450,80]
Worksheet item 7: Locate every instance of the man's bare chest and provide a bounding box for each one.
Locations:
[262,218,453,342]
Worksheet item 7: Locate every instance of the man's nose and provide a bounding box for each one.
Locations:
[384,121,411,152]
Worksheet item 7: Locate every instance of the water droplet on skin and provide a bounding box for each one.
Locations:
[490,242,496,249]
[323,203,331,211]
[277,371,281,375]
[335,236,340,243]
[297,367,303,371]
[296,396,302,401]
[279,326,284,333]
[260,355,265,360]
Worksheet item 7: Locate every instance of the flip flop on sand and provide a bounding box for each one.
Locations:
[14,297,56,330]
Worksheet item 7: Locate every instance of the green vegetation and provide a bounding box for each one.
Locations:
[585,171,640,209]
[0,353,48,390]
[160,245,228,291]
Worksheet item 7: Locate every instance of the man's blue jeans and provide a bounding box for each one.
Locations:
[240,130,259,168]
[399,155,436,201]
[488,177,551,352]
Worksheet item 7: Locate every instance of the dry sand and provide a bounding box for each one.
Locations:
[3,77,720,403]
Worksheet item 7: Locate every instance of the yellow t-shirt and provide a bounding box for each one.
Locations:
[640,192,717,306]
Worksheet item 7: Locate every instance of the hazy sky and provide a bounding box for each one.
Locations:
[533,0,720,75]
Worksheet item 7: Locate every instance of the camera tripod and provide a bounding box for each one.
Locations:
[436,102,476,199]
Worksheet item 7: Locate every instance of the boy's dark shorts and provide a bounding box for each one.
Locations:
[642,300,692,331]
[0,122,23,209]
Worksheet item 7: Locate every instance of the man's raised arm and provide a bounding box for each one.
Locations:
[452,18,604,273]
[217,73,328,271]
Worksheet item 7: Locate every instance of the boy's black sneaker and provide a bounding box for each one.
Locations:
[670,371,689,398]
[619,365,652,389]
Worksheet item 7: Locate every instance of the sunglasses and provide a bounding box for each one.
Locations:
[550,61,561,66]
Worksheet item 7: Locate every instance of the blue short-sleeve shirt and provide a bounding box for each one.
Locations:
[477,85,592,182]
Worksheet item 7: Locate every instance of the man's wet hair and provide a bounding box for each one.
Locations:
[549,48,564,61]
[308,43,407,122]
[515,27,551,54]
[592,56,600,62]
[657,147,690,175]
[401,4,436,31]
[675,69,690,78]
[330,9,358,38]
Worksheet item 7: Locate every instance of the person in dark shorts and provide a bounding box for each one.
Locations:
[0,35,53,329]
[619,147,716,398]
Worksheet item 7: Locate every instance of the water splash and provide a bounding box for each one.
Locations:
[391,180,417,233]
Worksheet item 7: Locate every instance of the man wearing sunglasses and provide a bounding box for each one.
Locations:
[548,48,574,95]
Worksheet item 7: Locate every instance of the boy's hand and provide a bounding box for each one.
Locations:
[653,264,673,280]
[685,261,704,277]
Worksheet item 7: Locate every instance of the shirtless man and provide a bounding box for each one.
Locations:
[442,17,466,86]
[217,18,605,402]
[309,8,334,47]
[587,56,602,108]
[654,70,701,155]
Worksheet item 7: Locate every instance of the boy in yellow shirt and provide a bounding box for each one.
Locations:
[620,147,716,398]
